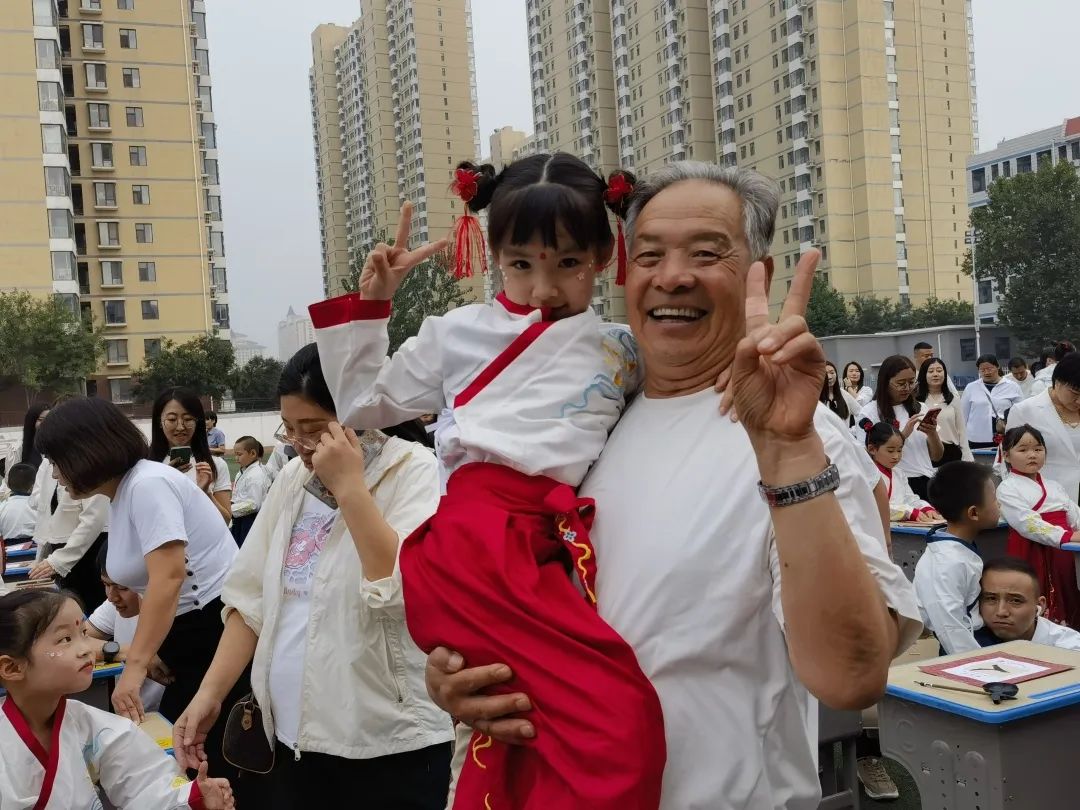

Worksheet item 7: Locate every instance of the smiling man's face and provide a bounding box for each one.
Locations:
[625,179,763,395]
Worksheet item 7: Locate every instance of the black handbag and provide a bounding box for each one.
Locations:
[222,693,275,774]
[933,442,963,467]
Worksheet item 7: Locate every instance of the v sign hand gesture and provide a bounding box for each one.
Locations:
[729,249,825,447]
[358,202,449,301]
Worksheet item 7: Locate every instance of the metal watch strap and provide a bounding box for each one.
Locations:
[757,458,840,507]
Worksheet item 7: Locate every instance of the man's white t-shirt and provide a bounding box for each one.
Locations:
[87,601,165,712]
[582,391,920,810]
[1032,616,1080,651]
[107,460,237,615]
[268,492,337,749]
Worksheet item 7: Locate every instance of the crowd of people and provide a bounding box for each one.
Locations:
[0,154,1078,809]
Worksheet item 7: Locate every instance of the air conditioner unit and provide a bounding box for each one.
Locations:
[207,249,215,259]
[195,99,204,111]
[203,212,212,223]
[198,135,206,146]
[191,61,200,74]
[189,22,198,34]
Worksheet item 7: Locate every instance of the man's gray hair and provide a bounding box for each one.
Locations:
[624,162,780,260]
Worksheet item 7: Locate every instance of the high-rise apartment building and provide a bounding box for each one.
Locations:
[277,306,316,362]
[527,0,978,321]
[0,0,228,404]
[489,125,527,170]
[309,1,483,301]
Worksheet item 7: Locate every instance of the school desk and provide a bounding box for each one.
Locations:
[2,560,31,581]
[880,639,1080,809]
[890,521,1009,581]
[138,711,175,756]
[4,547,35,560]
[972,448,999,466]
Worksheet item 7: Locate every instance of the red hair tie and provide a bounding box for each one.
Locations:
[450,168,487,280]
[605,174,634,286]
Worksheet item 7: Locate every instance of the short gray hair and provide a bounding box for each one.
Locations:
[624,162,780,260]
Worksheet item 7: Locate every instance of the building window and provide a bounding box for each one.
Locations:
[106,340,128,365]
[138,261,156,281]
[119,28,138,48]
[971,167,986,193]
[101,260,123,286]
[87,102,110,128]
[976,279,993,304]
[41,124,66,154]
[1001,161,1011,178]
[109,378,133,404]
[122,67,140,87]
[135,223,154,243]
[32,0,57,25]
[1016,155,1032,174]
[37,82,61,112]
[144,338,161,358]
[132,184,150,204]
[82,23,105,50]
[141,300,159,320]
[959,338,977,362]
[81,0,103,9]
[47,209,74,239]
[103,299,126,325]
[93,181,117,207]
[994,337,1011,360]
[125,106,143,127]
[97,221,120,247]
[35,39,60,70]
[118,0,135,8]
[51,251,76,281]
[129,145,147,166]
[44,168,69,200]
[990,163,999,180]
[85,63,108,90]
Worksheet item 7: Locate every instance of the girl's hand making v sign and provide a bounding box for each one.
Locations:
[358,202,449,300]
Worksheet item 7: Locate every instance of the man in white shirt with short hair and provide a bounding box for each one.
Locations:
[977,556,1080,651]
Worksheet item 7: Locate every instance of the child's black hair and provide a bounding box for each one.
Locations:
[460,153,635,254]
[0,590,82,663]
[235,436,264,459]
[865,422,903,448]
[927,461,994,523]
[1001,424,1046,455]
[5,463,36,496]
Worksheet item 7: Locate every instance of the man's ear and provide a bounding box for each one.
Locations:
[1037,595,1048,616]
[762,256,775,295]
[0,655,27,683]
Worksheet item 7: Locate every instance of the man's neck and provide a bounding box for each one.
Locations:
[643,357,726,399]
[945,521,980,543]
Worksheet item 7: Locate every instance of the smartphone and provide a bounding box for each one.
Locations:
[921,408,942,427]
[303,475,339,509]
[283,445,298,460]
[169,446,193,465]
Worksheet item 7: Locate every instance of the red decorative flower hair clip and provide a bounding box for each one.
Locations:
[604,173,634,207]
[605,173,635,286]
[452,167,480,204]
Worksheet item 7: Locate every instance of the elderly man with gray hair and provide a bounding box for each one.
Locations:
[427,163,921,808]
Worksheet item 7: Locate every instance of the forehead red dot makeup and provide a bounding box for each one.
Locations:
[539,252,547,260]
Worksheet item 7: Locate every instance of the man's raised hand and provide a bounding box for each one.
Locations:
[358,202,449,301]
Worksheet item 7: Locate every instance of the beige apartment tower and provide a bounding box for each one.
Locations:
[527,0,977,319]
[489,125,527,170]
[0,0,228,404]
[310,1,483,301]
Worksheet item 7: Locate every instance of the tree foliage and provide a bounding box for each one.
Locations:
[0,291,104,403]
[230,355,284,412]
[805,274,849,338]
[803,276,973,338]
[345,243,469,354]
[132,333,234,404]
[966,159,1080,350]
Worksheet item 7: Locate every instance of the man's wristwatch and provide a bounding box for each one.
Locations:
[101,641,121,664]
[758,459,840,507]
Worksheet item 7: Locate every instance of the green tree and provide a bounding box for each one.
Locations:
[847,295,895,334]
[345,245,468,354]
[0,291,104,405]
[804,274,849,337]
[966,160,1080,349]
[230,355,284,412]
[909,298,974,329]
[132,333,235,404]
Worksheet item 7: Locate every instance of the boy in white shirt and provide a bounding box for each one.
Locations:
[0,464,37,542]
[976,557,1080,651]
[914,461,1000,654]
[229,436,272,546]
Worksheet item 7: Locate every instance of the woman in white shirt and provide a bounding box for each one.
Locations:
[842,361,874,406]
[855,354,944,499]
[150,387,232,524]
[917,356,973,463]
[821,361,860,426]
[960,354,1023,450]
[0,403,48,501]
[35,396,242,783]
[173,344,451,809]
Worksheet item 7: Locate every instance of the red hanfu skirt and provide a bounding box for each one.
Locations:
[1006,510,1080,629]
[399,462,665,810]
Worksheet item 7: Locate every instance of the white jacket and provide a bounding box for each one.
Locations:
[221,437,453,759]
[960,378,1024,444]
[1006,391,1080,504]
[31,459,109,577]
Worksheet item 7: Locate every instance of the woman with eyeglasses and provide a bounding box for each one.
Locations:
[151,388,232,524]
[854,355,944,499]
[173,343,452,809]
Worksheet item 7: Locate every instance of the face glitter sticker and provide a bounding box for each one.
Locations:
[45,651,64,658]
[577,272,586,281]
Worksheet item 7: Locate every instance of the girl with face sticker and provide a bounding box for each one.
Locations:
[311,153,669,809]
[0,590,234,809]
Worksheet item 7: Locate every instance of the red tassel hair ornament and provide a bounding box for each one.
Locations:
[604,173,634,286]
[451,167,488,280]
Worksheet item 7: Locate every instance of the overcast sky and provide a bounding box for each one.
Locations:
[207,1,1075,354]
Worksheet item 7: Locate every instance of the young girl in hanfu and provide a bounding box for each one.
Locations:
[998,425,1080,628]
[865,422,943,523]
[0,590,234,809]
[311,153,665,809]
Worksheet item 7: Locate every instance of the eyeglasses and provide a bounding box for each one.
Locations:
[274,424,323,452]
[162,415,197,429]
[890,379,917,391]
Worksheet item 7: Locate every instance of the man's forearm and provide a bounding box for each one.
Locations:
[755,434,898,710]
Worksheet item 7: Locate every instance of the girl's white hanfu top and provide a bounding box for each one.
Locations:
[997,472,1080,548]
[878,466,933,522]
[311,292,643,488]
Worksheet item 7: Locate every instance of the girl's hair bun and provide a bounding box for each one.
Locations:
[454,161,499,213]
[604,169,637,220]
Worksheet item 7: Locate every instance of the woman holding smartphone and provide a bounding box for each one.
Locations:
[917,356,973,464]
[151,388,232,524]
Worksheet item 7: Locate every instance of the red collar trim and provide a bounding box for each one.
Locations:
[3,695,66,810]
[1033,473,1049,512]
[495,292,552,321]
